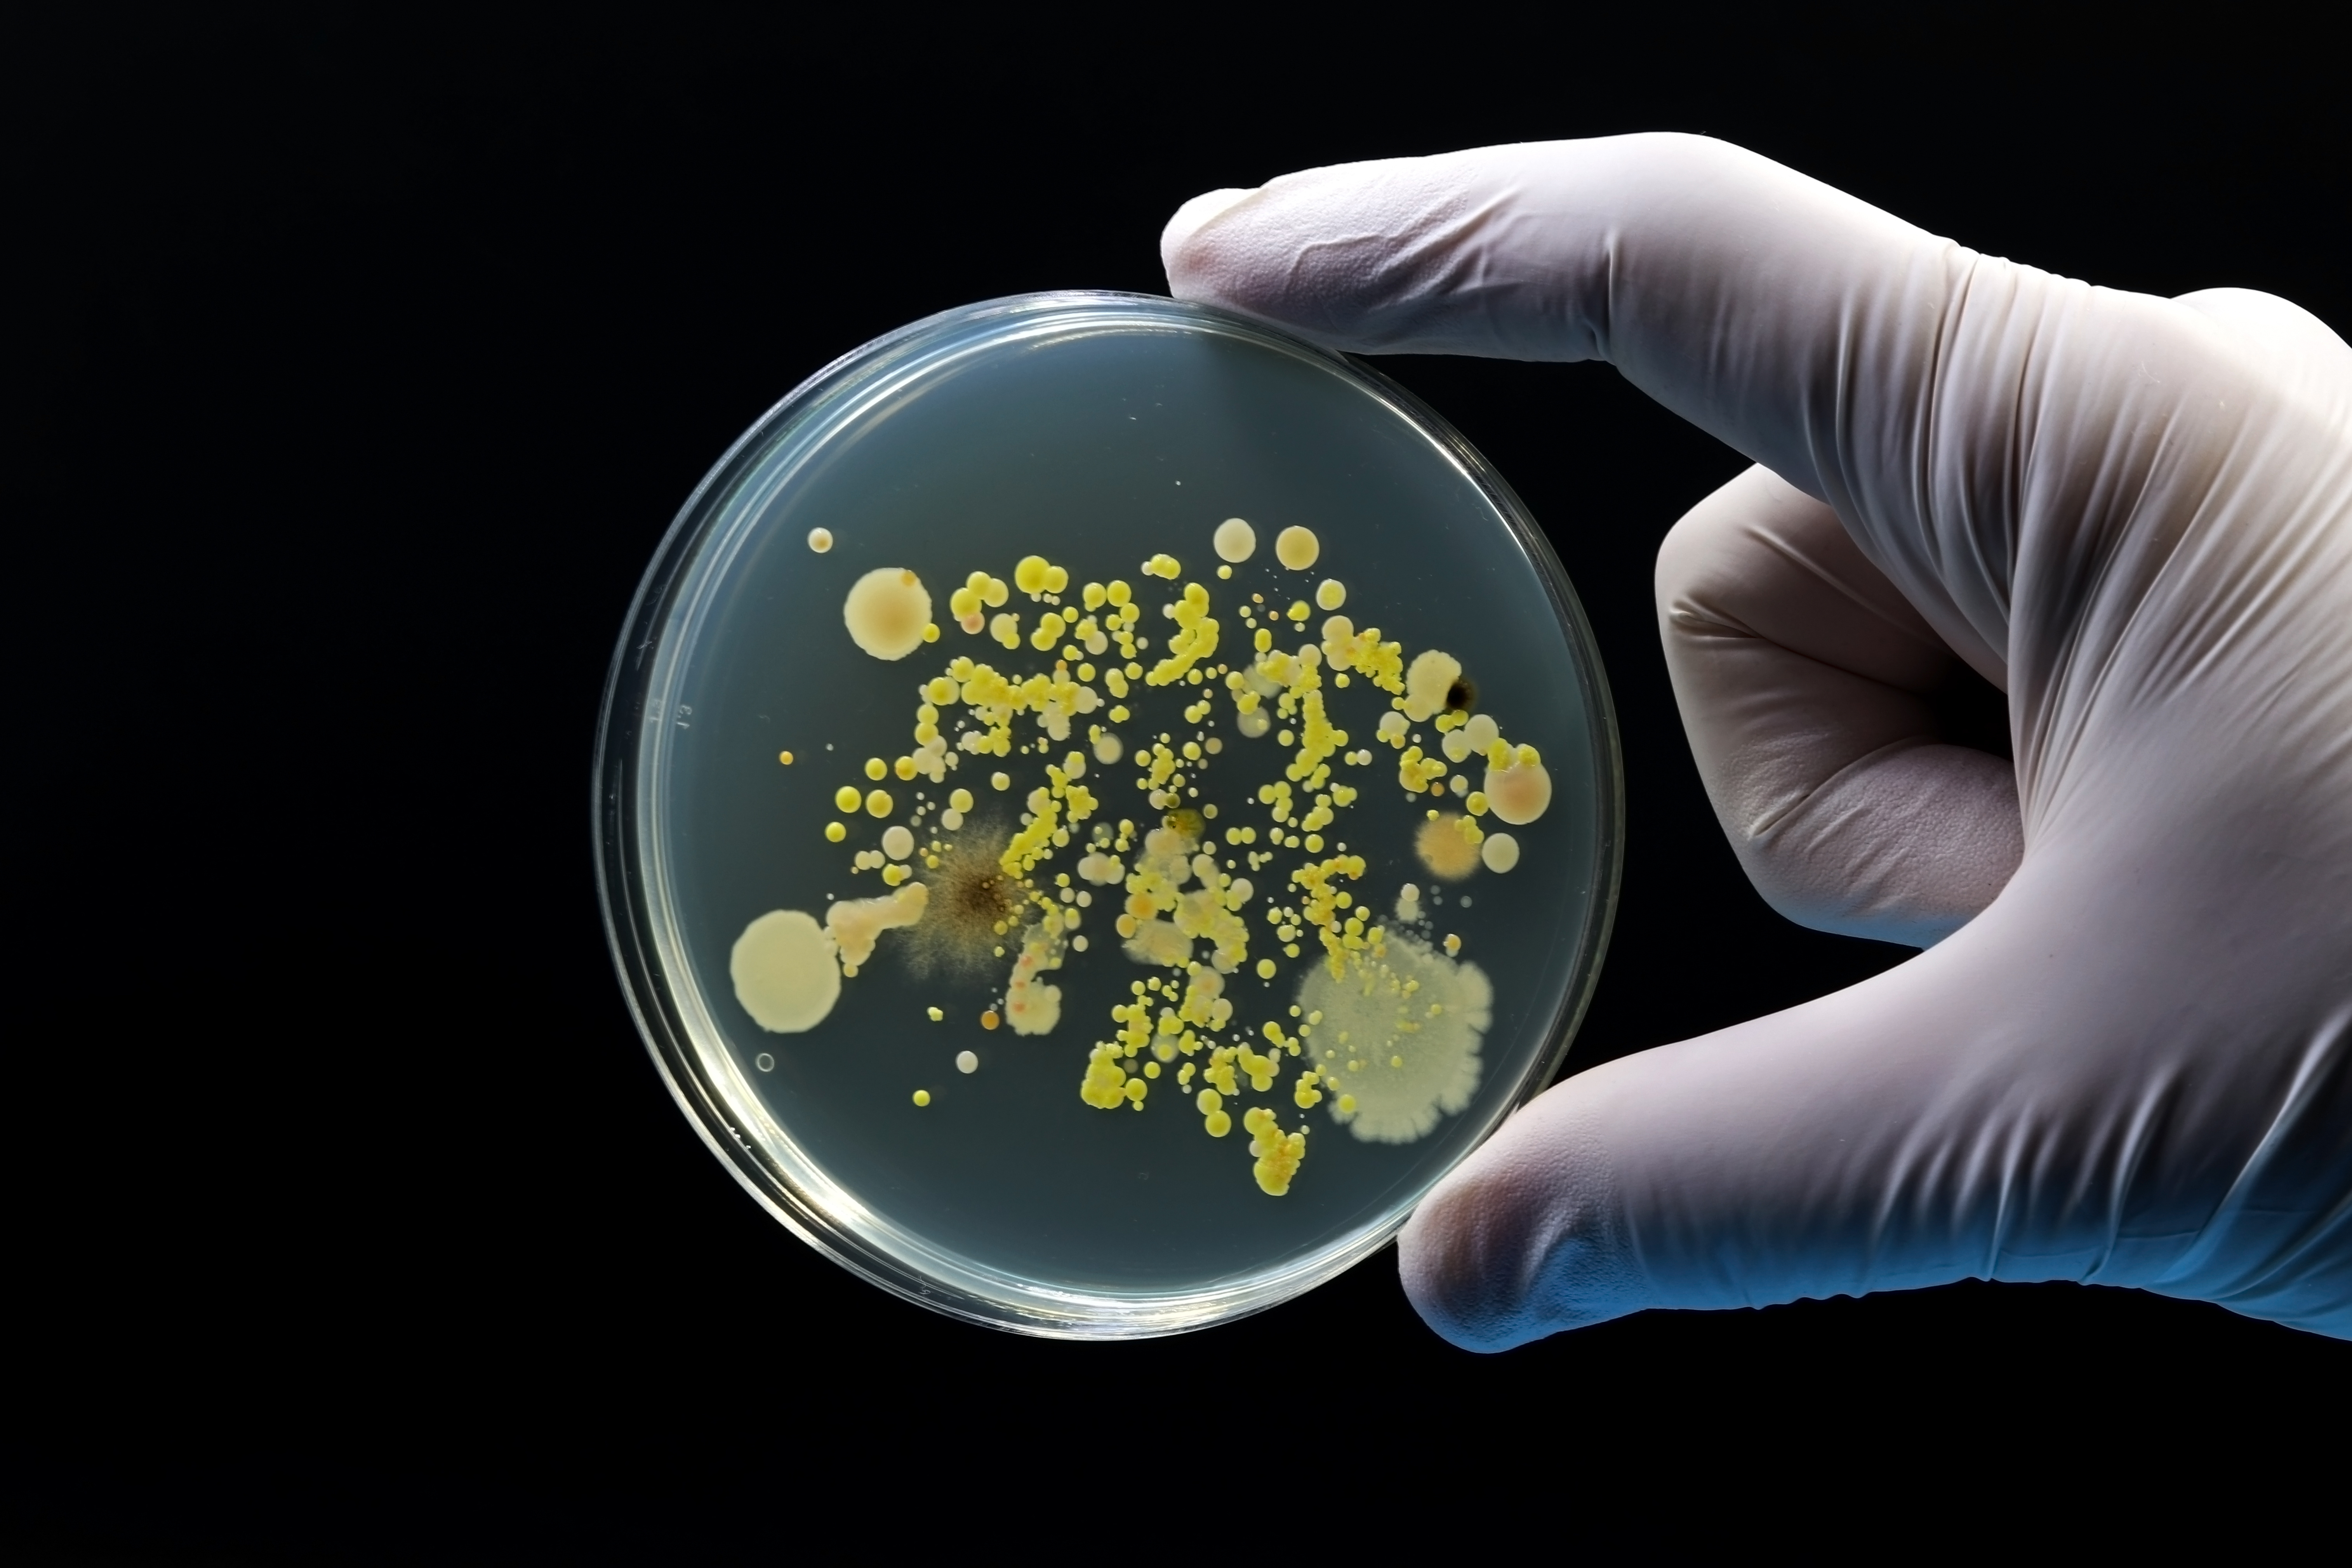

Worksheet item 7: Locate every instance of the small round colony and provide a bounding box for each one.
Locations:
[807,527,834,553]
[1013,555,1071,597]
[1441,712,1498,764]
[956,1050,979,1074]
[1274,526,1319,570]
[1315,578,1346,611]
[1214,517,1257,562]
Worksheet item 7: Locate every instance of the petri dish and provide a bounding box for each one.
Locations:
[595,291,1620,1338]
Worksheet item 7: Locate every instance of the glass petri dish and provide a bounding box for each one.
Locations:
[595,292,1620,1338]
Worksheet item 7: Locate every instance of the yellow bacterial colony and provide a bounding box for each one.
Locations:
[733,519,1554,1198]
[843,568,933,660]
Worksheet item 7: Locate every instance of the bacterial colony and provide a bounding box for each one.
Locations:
[729,517,1555,1199]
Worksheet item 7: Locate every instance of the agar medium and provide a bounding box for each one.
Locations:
[595,292,1620,1337]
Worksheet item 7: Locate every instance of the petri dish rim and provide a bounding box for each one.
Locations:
[593,290,1624,1339]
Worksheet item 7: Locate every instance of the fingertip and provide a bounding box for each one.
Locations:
[1160,186,1260,298]
[1398,1184,1530,1352]
[1155,150,1526,354]
[1397,1086,1647,1350]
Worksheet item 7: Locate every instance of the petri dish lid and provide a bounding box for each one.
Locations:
[595,292,1621,1338]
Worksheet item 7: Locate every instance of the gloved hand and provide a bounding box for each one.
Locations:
[1163,134,2352,1346]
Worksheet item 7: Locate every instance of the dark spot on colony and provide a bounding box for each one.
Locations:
[908,823,1023,979]
[1446,676,1478,713]
[938,847,1019,931]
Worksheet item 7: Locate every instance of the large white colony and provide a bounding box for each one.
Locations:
[1299,914,1493,1146]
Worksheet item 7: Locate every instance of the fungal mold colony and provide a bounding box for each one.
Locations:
[601,293,1617,1332]
[734,524,1560,1199]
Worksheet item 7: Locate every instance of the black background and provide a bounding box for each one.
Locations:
[12,6,2349,1558]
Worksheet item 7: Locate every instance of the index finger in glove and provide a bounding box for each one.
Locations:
[1161,133,2237,688]
[1160,134,1955,495]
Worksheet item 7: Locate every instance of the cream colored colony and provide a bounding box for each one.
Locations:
[730,518,1554,1197]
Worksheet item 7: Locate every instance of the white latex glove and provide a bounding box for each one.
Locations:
[1163,135,2352,1346]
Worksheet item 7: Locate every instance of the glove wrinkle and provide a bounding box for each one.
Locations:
[2147,1005,2352,1335]
[1749,739,2022,946]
